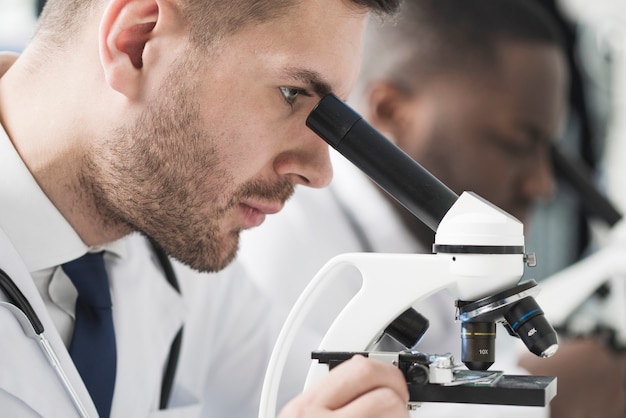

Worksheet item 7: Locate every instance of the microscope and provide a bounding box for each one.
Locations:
[258,94,559,417]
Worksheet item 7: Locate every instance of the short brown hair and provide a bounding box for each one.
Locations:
[37,0,402,48]
[355,0,563,96]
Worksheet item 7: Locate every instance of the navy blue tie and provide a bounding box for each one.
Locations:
[62,252,117,417]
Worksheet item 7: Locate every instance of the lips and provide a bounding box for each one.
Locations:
[246,200,284,215]
[239,201,284,228]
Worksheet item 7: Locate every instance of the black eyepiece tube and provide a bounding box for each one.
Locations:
[306,93,459,231]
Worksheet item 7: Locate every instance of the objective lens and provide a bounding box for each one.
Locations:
[461,322,496,371]
[504,296,558,358]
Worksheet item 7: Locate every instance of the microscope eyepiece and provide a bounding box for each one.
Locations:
[504,296,559,358]
[306,93,458,232]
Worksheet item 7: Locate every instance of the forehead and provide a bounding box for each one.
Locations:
[213,0,368,98]
[434,43,567,139]
[496,43,568,107]
[495,44,567,134]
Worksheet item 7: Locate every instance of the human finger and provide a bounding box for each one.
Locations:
[310,355,409,410]
[335,385,410,418]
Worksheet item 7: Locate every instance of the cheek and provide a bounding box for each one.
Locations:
[198,102,276,175]
[471,161,517,204]
[443,149,507,197]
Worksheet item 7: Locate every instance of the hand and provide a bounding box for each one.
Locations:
[0,52,19,75]
[518,337,626,418]
[278,355,410,418]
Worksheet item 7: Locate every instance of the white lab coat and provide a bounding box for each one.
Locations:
[0,226,289,418]
[238,151,550,418]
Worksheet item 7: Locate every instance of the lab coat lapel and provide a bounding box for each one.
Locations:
[109,234,186,416]
[0,227,98,417]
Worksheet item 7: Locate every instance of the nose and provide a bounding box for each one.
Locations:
[520,148,555,201]
[273,131,333,188]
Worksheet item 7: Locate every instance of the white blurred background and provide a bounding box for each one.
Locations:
[561,0,626,210]
[0,0,37,52]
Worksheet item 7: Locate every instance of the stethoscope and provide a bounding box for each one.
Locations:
[0,241,181,418]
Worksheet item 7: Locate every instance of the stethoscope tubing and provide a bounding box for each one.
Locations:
[0,267,90,417]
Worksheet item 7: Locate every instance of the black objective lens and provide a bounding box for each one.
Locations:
[461,322,496,371]
[504,296,558,358]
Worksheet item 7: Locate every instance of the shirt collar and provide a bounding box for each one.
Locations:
[0,122,126,272]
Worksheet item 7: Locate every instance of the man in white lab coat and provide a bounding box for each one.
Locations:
[239,0,626,417]
[0,0,412,417]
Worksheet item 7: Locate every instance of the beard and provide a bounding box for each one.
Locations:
[81,57,294,272]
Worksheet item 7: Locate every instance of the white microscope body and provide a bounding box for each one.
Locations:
[258,192,555,418]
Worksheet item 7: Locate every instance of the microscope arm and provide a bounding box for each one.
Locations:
[303,253,455,388]
[257,253,456,418]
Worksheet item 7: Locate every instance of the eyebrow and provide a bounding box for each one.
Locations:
[283,67,333,99]
[520,123,553,145]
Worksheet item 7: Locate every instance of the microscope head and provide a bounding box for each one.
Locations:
[434,192,525,300]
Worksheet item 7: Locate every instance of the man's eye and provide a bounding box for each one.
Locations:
[279,86,309,106]
[488,135,535,158]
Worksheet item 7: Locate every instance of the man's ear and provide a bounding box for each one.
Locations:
[366,81,414,143]
[99,0,160,99]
